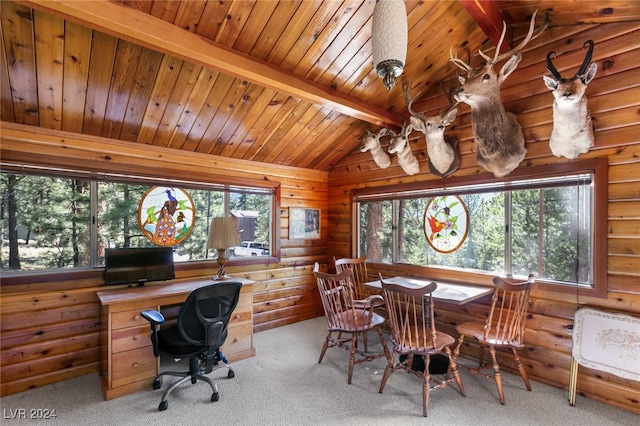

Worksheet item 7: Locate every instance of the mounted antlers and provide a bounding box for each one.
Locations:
[403,79,460,177]
[450,10,548,177]
[543,40,597,159]
[360,128,391,168]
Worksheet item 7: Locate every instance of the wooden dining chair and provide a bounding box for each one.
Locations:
[313,263,392,384]
[334,255,377,301]
[378,274,466,417]
[334,255,385,351]
[453,274,534,404]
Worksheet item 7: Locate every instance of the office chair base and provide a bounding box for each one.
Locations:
[156,372,221,411]
[152,358,235,411]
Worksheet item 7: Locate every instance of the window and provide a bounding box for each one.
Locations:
[0,167,278,275]
[354,159,607,297]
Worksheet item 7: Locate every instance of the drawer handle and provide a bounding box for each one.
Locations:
[132,362,139,369]
[133,315,140,320]
[133,336,138,341]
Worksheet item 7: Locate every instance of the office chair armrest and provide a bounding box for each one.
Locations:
[141,309,165,326]
[141,310,165,358]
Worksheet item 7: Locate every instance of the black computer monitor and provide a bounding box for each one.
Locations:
[104,247,175,287]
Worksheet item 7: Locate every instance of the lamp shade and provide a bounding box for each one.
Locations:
[372,0,408,90]
[206,217,240,250]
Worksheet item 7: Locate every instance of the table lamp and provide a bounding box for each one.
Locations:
[206,216,240,280]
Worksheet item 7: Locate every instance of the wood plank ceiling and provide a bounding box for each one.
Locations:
[2,1,639,171]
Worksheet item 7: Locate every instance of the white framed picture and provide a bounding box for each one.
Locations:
[289,207,320,239]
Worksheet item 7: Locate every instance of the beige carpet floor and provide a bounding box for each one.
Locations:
[1,316,638,425]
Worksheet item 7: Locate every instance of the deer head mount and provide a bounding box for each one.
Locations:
[450,10,548,177]
[360,128,391,169]
[403,79,460,178]
[543,40,597,159]
[387,122,419,175]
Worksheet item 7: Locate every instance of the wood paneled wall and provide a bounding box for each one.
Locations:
[0,125,327,396]
[328,23,639,414]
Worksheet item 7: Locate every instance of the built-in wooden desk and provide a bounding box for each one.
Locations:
[96,277,255,400]
[365,276,493,305]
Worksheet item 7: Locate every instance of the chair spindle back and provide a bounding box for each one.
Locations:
[314,265,367,331]
[334,255,369,299]
[381,278,438,352]
[483,275,534,346]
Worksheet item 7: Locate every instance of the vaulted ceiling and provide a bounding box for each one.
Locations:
[2,1,639,171]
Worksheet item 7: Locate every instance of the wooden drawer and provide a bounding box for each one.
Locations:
[112,325,151,353]
[112,346,157,388]
[112,309,152,330]
[229,292,252,324]
[221,322,252,355]
[229,306,251,325]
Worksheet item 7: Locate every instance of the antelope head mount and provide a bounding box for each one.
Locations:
[403,79,460,178]
[360,128,391,169]
[543,40,597,159]
[450,10,548,177]
[387,121,419,175]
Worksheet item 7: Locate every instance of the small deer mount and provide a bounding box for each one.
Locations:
[388,122,419,175]
[360,128,391,169]
[450,10,548,178]
[543,40,597,159]
[403,79,460,178]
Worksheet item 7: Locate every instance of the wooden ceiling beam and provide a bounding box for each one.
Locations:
[459,0,513,53]
[18,0,403,128]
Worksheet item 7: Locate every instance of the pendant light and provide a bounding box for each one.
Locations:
[372,0,408,91]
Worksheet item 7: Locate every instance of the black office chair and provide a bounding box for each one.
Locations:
[141,281,242,411]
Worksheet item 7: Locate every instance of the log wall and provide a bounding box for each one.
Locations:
[0,124,327,396]
[328,22,639,414]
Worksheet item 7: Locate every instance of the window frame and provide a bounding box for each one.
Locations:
[0,163,281,286]
[351,158,607,298]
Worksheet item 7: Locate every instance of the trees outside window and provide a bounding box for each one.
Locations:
[1,172,275,273]
[355,161,603,292]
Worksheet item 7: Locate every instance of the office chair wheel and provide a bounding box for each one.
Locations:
[211,392,220,402]
[159,400,168,411]
[152,378,161,390]
[228,370,235,379]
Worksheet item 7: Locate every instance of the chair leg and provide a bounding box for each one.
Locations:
[422,356,431,417]
[347,333,357,384]
[377,325,394,394]
[489,346,505,405]
[376,326,393,367]
[512,347,532,391]
[378,359,393,394]
[452,334,464,362]
[160,375,192,405]
[318,332,331,364]
[445,346,466,397]
[195,373,220,401]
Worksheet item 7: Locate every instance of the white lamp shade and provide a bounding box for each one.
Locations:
[206,217,240,249]
[372,0,408,74]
